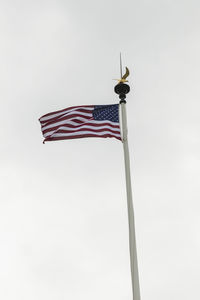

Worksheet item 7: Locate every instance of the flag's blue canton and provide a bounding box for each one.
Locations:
[93,104,119,123]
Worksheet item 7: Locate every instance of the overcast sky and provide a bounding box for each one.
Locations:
[1,0,200,299]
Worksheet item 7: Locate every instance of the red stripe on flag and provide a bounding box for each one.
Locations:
[39,105,94,121]
[44,134,121,142]
[42,121,120,135]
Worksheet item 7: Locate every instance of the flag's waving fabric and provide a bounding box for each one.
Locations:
[39,104,121,143]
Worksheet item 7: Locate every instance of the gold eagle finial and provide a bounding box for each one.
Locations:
[114,67,130,84]
[121,66,130,83]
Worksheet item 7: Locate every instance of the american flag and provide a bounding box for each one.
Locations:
[39,104,121,143]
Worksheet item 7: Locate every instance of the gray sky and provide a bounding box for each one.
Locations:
[1,0,200,299]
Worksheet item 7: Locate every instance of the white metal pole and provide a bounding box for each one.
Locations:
[120,101,141,300]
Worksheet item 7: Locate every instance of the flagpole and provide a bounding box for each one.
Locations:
[115,82,141,300]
